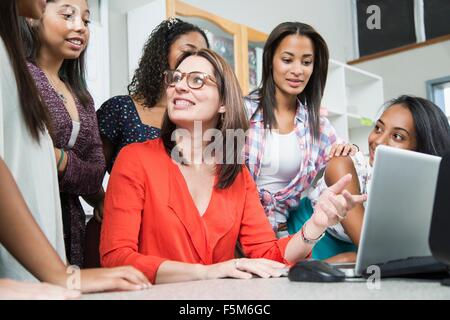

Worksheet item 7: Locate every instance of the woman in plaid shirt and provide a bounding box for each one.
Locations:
[244,22,357,239]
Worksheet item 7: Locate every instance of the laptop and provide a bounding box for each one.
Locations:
[330,145,444,278]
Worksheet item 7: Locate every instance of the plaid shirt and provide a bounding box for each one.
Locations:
[244,96,341,234]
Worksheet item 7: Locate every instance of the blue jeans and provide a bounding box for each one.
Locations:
[287,198,357,260]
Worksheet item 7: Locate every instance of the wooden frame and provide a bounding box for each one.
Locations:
[166,0,268,94]
[426,75,450,113]
[243,27,268,94]
[348,32,450,65]
[167,0,243,89]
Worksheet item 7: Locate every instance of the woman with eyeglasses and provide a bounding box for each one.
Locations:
[99,48,366,284]
[80,20,210,241]
[80,19,208,268]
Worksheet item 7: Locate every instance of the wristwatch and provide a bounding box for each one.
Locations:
[300,223,325,245]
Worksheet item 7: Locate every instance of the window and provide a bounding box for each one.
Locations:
[427,76,450,118]
[87,0,101,24]
[424,0,450,40]
[355,0,416,57]
[177,16,236,70]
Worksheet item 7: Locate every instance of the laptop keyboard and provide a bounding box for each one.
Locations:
[363,256,448,278]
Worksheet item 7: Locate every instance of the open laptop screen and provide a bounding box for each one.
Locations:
[355,146,441,276]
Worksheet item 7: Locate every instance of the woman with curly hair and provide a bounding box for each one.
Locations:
[97,18,209,174]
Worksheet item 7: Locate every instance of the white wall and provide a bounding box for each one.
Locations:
[127,0,166,81]
[352,40,450,101]
[109,0,155,96]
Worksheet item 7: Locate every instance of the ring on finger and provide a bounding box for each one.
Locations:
[336,212,346,220]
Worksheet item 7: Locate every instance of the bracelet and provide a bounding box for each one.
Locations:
[352,143,360,152]
[57,148,65,170]
[300,223,325,245]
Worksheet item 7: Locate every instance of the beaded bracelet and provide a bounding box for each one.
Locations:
[57,148,65,170]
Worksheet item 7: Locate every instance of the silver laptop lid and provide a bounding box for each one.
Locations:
[355,145,441,276]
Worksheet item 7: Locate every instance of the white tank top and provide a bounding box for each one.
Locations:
[256,130,302,194]
[67,120,80,149]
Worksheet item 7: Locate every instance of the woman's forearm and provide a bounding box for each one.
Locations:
[0,158,68,287]
[284,219,326,263]
[155,261,206,284]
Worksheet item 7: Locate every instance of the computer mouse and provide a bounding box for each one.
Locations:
[288,260,346,282]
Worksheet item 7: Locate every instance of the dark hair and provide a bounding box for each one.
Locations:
[385,95,450,156]
[252,22,329,140]
[20,0,92,108]
[161,48,249,189]
[127,18,209,109]
[0,0,51,142]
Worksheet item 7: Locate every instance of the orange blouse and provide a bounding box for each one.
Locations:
[100,139,294,283]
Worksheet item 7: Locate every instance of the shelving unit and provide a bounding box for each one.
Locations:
[322,59,384,156]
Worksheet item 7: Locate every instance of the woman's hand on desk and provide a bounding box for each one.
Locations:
[77,267,151,293]
[202,258,287,280]
[0,279,81,300]
[0,267,151,298]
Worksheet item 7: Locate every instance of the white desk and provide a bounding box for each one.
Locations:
[83,277,450,300]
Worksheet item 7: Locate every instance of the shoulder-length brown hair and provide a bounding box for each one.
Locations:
[161,48,249,189]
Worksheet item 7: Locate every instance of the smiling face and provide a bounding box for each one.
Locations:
[368,104,418,166]
[272,34,314,99]
[167,31,208,69]
[17,0,48,19]
[38,0,90,60]
[166,55,225,130]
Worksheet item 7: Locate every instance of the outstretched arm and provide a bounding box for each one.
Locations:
[0,157,69,286]
[284,174,366,263]
[0,157,150,296]
[324,156,364,246]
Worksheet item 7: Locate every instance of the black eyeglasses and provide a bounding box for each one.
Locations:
[164,70,217,89]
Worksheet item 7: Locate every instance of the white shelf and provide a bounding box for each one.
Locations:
[344,64,382,87]
[323,59,383,146]
[347,113,374,129]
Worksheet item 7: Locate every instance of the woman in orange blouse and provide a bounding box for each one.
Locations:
[100,48,366,284]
